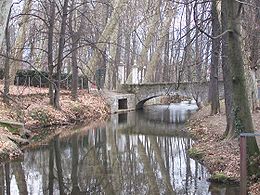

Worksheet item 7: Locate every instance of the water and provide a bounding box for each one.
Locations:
[0,102,239,194]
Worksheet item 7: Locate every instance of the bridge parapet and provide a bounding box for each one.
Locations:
[119,81,225,109]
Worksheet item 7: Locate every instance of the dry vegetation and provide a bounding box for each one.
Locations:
[0,85,110,160]
[187,102,260,194]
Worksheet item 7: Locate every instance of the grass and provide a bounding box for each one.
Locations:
[188,147,204,159]
[210,172,230,183]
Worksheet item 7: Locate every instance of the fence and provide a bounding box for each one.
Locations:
[14,76,89,90]
[240,133,260,195]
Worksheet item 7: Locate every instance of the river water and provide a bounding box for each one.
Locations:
[1,101,239,194]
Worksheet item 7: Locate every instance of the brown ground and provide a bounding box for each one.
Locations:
[0,86,109,161]
[187,102,260,194]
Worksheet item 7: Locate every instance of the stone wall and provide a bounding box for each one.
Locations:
[105,93,136,113]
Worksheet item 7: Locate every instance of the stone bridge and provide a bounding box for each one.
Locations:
[119,81,225,109]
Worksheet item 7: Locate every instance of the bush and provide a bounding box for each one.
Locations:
[210,172,229,183]
[30,109,50,126]
[188,148,203,159]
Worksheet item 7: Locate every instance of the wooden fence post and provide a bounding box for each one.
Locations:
[240,135,247,195]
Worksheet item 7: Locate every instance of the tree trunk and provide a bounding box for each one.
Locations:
[114,23,122,90]
[3,10,11,104]
[47,0,55,106]
[54,0,69,109]
[224,0,259,172]
[124,31,131,82]
[104,23,119,90]
[69,0,86,100]
[71,35,79,100]
[209,0,220,114]
[221,0,235,138]
[162,31,170,82]
[0,0,11,46]
[184,0,192,82]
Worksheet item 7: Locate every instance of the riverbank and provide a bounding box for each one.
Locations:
[0,88,110,161]
[187,102,260,194]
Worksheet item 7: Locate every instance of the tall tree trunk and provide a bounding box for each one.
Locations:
[114,23,122,90]
[184,0,192,82]
[69,0,86,100]
[3,10,11,104]
[104,23,119,90]
[124,31,131,82]
[47,0,55,106]
[221,0,235,138]
[224,0,259,172]
[162,30,170,82]
[71,35,79,100]
[0,0,11,46]
[209,0,220,114]
[54,0,69,109]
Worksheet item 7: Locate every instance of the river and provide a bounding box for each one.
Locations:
[1,101,239,194]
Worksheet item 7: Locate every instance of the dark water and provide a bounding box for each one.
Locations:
[0,102,239,194]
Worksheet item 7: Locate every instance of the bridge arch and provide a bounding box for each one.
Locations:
[136,96,158,109]
[119,82,224,109]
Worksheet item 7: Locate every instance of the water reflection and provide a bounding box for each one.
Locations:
[1,102,239,194]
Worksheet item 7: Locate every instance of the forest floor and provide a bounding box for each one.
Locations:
[186,102,260,194]
[0,85,110,161]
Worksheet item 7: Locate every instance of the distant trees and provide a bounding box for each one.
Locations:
[1,0,212,107]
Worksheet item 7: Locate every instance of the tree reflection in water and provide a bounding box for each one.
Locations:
[2,103,239,194]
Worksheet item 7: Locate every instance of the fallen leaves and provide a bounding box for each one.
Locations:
[249,182,260,195]
[0,87,110,161]
[187,101,260,193]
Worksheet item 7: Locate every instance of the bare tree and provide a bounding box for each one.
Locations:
[54,0,69,109]
[209,0,220,114]
[222,0,259,172]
